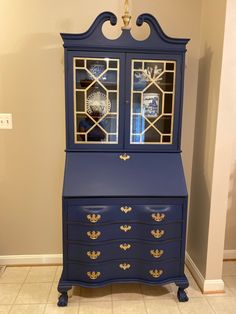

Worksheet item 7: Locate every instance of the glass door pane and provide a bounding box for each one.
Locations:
[130,60,176,144]
[74,57,119,144]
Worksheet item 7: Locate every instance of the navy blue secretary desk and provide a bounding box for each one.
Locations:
[57,11,190,306]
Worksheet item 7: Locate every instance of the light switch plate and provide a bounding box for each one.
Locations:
[0,113,13,129]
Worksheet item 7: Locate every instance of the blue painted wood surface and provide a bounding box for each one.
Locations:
[61,12,189,152]
[58,12,190,306]
[61,12,189,52]
[63,152,187,197]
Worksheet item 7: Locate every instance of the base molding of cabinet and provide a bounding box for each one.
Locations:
[185,252,224,293]
[223,250,236,260]
[0,254,62,266]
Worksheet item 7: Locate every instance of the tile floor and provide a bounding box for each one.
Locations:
[0,262,236,313]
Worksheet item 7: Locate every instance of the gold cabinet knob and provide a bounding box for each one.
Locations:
[120,243,131,250]
[87,231,101,240]
[149,269,163,278]
[119,153,130,161]
[120,225,132,232]
[87,251,101,260]
[87,214,101,223]
[87,271,101,280]
[151,229,165,239]
[120,206,132,213]
[119,263,131,270]
[151,213,165,222]
[150,249,164,258]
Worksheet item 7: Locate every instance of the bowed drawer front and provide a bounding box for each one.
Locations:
[68,239,181,262]
[61,197,187,288]
[67,222,182,242]
[67,204,183,223]
[67,259,181,283]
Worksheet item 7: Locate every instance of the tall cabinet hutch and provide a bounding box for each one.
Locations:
[58,11,190,306]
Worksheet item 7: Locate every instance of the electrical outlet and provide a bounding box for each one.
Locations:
[0,113,13,129]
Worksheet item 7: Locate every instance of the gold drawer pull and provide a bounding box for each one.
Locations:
[87,231,101,240]
[87,214,101,223]
[150,249,164,258]
[120,243,131,250]
[151,229,165,239]
[120,225,132,232]
[87,271,101,280]
[119,263,131,270]
[87,251,101,260]
[120,206,132,213]
[152,213,165,222]
[149,269,163,278]
[119,153,130,161]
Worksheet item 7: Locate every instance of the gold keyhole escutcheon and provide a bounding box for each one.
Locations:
[119,263,131,270]
[120,206,132,213]
[120,243,131,250]
[120,225,132,232]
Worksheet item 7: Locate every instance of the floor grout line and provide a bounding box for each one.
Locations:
[1,262,236,312]
[44,265,58,309]
[204,295,217,314]
[8,266,31,312]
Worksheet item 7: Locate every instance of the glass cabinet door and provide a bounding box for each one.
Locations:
[73,57,120,144]
[130,59,176,146]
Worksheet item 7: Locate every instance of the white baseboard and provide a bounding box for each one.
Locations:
[223,250,236,260]
[0,254,62,265]
[185,252,224,293]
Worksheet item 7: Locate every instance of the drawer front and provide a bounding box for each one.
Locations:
[67,204,182,224]
[67,259,181,283]
[67,222,182,242]
[67,240,181,262]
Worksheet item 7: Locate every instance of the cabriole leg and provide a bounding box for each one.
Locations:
[177,286,189,302]
[57,284,72,307]
[175,278,189,302]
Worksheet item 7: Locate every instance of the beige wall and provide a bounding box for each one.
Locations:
[0,0,201,255]
[187,0,236,280]
[225,138,236,250]
[224,0,236,252]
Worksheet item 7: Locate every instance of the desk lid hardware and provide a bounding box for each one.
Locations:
[119,153,130,161]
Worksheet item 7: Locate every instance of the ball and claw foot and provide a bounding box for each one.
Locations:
[57,292,68,307]
[177,287,189,302]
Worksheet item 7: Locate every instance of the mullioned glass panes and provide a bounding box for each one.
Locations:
[74,58,119,144]
[130,60,176,144]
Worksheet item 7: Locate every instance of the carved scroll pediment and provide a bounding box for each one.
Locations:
[61,12,189,52]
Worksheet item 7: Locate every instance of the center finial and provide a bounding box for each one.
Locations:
[122,0,131,30]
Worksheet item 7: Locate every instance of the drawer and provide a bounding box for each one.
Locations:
[67,222,182,242]
[67,239,181,262]
[66,259,181,283]
[67,204,182,224]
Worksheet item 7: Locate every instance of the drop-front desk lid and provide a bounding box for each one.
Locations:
[63,152,188,197]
